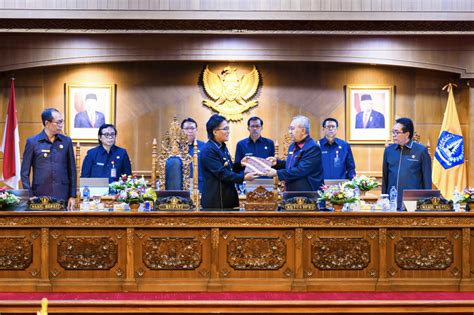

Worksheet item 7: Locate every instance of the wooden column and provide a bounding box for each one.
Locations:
[469,85,474,186]
[192,140,200,210]
[37,228,51,291]
[292,228,306,291]
[123,227,137,291]
[207,228,222,291]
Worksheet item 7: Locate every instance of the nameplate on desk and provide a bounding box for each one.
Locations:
[282,196,318,211]
[156,196,192,211]
[416,197,453,211]
[27,196,65,210]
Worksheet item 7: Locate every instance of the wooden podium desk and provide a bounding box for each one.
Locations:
[0,210,473,292]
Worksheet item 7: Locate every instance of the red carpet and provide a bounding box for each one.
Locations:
[1,291,474,301]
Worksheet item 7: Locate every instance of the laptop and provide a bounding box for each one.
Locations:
[79,178,110,196]
[403,189,441,212]
[282,191,320,200]
[324,179,349,186]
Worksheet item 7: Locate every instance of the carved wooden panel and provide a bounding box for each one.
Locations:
[227,237,286,270]
[395,237,453,270]
[0,237,32,270]
[312,237,370,270]
[143,237,202,270]
[57,237,118,270]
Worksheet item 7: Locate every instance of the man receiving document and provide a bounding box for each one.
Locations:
[263,115,324,191]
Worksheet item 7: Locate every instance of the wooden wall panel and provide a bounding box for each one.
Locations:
[0,61,470,185]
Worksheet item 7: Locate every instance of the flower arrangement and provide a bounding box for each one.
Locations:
[318,184,359,205]
[110,175,156,204]
[345,175,379,192]
[453,188,474,204]
[0,187,20,208]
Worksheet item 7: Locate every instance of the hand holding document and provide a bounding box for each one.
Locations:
[241,156,275,177]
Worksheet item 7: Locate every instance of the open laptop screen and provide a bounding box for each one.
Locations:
[79,178,109,196]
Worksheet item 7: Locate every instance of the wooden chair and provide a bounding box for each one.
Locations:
[151,117,200,209]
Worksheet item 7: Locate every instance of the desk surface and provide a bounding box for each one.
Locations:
[0,210,473,292]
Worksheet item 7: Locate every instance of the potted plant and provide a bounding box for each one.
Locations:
[453,188,474,212]
[344,175,379,196]
[0,187,20,210]
[318,184,359,212]
[110,175,156,211]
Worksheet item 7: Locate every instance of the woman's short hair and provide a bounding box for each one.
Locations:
[206,114,227,141]
[97,123,117,144]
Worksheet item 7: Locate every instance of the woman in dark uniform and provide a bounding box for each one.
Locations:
[81,124,132,182]
[200,115,257,209]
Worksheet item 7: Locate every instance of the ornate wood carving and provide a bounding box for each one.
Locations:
[0,237,32,270]
[143,237,202,270]
[227,237,286,270]
[57,237,118,270]
[244,186,277,211]
[395,237,453,270]
[156,116,192,191]
[312,237,370,270]
[2,213,474,228]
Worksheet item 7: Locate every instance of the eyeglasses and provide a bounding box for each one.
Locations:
[215,127,230,131]
[50,119,64,125]
[183,127,196,131]
[101,133,116,138]
[249,125,262,129]
[288,126,301,132]
[391,130,405,136]
[324,125,337,130]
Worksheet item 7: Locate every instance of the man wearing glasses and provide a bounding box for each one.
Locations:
[234,116,275,169]
[382,117,432,210]
[319,118,356,180]
[81,123,132,183]
[181,117,205,191]
[21,108,77,210]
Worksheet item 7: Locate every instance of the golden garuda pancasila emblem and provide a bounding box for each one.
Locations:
[202,65,260,121]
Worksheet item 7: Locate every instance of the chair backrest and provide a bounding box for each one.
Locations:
[154,117,192,191]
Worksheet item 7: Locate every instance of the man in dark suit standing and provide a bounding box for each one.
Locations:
[74,93,106,128]
[355,94,385,128]
[21,108,76,210]
[265,115,323,191]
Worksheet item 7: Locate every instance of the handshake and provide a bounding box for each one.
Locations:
[240,156,277,181]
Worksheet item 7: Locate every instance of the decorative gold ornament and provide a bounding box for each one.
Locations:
[202,65,260,121]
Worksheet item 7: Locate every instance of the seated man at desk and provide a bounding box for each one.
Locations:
[81,123,132,182]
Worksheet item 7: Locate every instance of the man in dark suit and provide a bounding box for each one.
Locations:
[355,94,385,128]
[21,108,76,210]
[74,93,106,128]
[265,115,323,191]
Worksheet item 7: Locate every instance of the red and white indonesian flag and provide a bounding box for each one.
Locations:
[1,79,20,189]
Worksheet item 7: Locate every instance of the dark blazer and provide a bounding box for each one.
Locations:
[20,130,77,201]
[382,140,432,209]
[81,145,132,183]
[355,110,385,128]
[199,140,244,209]
[275,136,324,191]
[74,111,106,128]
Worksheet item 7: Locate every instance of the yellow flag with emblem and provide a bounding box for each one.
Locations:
[432,83,467,199]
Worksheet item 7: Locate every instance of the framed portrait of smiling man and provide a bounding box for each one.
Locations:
[65,83,116,142]
[345,85,394,144]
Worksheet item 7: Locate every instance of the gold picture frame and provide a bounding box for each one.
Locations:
[345,85,394,144]
[65,83,116,142]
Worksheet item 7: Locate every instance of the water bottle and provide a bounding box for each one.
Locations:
[389,186,398,211]
[82,186,90,210]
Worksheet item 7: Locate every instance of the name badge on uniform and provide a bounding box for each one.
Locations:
[96,162,105,166]
[111,161,116,178]
[321,151,328,154]
[41,149,50,153]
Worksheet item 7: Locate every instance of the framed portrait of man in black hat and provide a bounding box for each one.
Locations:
[345,85,394,144]
[65,83,116,142]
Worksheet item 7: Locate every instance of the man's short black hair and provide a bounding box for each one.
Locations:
[97,123,117,144]
[206,114,227,141]
[395,117,414,139]
[181,117,198,129]
[247,116,263,127]
[41,108,60,126]
[322,118,338,128]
